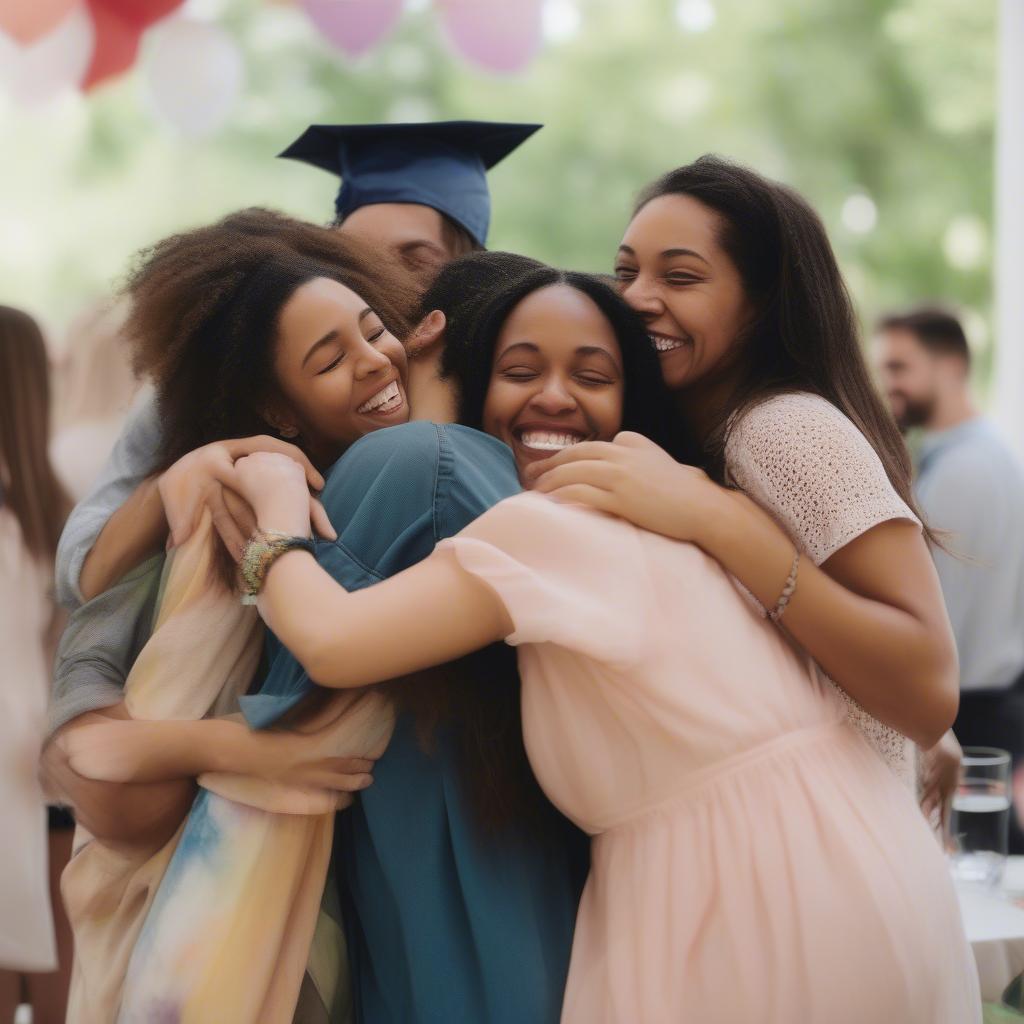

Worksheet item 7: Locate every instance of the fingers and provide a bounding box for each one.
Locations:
[544,484,619,513]
[521,440,621,480]
[209,486,249,562]
[532,460,621,494]
[310,496,337,541]
[920,787,939,820]
[229,436,325,491]
[159,474,203,548]
[298,760,374,792]
[613,430,656,449]
[222,487,258,538]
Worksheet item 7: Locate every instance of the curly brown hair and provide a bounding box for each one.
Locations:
[124,207,421,472]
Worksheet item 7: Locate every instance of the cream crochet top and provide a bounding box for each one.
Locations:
[724,392,920,789]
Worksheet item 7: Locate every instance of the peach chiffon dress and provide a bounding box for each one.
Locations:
[441,491,980,1024]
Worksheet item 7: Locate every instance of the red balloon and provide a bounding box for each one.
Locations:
[81,0,140,90]
[79,0,183,90]
[93,0,184,31]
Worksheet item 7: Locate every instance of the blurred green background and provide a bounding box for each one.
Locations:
[2,0,998,383]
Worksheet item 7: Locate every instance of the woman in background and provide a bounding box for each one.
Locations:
[0,306,73,1024]
[49,297,144,504]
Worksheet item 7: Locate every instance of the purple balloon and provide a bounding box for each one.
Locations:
[438,0,542,74]
[300,0,403,58]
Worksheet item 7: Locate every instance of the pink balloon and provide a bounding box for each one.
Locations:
[437,0,542,74]
[300,0,403,58]
[0,0,78,45]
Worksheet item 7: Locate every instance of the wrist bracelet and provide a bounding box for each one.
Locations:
[768,550,800,623]
[239,529,315,605]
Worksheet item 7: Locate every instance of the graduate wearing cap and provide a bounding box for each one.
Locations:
[277,120,588,1024]
[280,120,540,286]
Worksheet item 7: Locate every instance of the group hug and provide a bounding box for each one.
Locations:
[35,119,981,1022]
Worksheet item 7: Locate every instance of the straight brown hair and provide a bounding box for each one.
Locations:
[637,156,934,543]
[0,306,71,559]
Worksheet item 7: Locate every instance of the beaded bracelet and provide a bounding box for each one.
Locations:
[239,529,315,605]
[768,550,800,623]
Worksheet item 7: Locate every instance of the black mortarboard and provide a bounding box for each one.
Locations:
[278,120,541,247]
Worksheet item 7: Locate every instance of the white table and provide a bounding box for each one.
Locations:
[959,856,1024,1002]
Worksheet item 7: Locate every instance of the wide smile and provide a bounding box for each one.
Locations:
[356,379,405,418]
[508,423,590,470]
[514,427,588,452]
[649,330,693,354]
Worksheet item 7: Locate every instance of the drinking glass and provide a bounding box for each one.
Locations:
[949,746,1012,888]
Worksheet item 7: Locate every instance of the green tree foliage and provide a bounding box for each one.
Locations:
[0,0,997,381]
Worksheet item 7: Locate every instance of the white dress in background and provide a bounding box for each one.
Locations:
[725,391,920,788]
[0,507,57,970]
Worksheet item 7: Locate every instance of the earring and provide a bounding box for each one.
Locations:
[278,425,299,439]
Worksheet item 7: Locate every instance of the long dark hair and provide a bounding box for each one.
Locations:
[0,307,71,559]
[636,155,928,534]
[403,259,687,836]
[421,250,545,365]
[446,266,691,460]
[391,252,562,837]
[125,208,420,473]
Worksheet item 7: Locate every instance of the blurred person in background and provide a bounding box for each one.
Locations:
[0,307,73,1024]
[876,307,1024,849]
[49,298,145,504]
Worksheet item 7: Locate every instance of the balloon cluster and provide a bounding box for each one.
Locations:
[0,0,543,131]
[300,0,542,74]
[0,0,244,136]
[0,0,182,98]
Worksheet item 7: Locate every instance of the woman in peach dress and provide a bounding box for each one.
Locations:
[221,270,980,1023]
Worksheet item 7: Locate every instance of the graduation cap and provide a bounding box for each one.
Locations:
[278,120,541,247]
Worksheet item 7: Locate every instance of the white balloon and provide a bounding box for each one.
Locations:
[141,18,244,139]
[0,4,94,107]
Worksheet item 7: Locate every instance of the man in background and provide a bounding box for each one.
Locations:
[876,306,1024,848]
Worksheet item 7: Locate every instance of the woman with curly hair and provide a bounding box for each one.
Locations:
[45,209,426,1023]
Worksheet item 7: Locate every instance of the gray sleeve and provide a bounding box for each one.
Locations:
[917,452,1001,648]
[48,553,164,736]
[55,394,163,608]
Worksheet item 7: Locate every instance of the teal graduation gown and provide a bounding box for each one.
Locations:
[247,422,588,1024]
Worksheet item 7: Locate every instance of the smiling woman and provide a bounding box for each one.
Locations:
[126,210,419,474]
[439,264,692,479]
[265,277,410,467]
[483,284,625,471]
